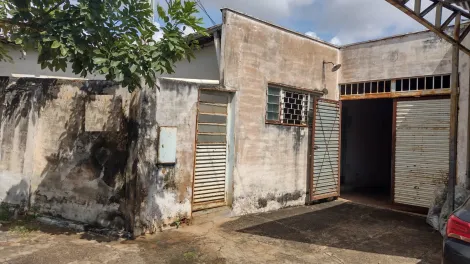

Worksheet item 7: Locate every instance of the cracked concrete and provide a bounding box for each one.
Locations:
[0,200,442,264]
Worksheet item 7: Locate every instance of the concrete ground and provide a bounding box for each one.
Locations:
[0,200,442,264]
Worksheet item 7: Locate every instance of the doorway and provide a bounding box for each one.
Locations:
[192,90,232,211]
[340,99,394,206]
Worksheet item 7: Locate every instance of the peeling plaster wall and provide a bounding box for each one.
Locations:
[458,35,470,188]
[221,10,340,215]
[340,31,470,187]
[0,78,131,228]
[134,78,219,233]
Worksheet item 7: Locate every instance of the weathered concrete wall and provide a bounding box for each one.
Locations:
[457,35,470,188]
[161,44,219,81]
[133,78,219,234]
[339,31,452,83]
[0,78,131,228]
[340,31,470,187]
[221,10,340,215]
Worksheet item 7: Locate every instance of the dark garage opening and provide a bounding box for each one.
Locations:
[340,99,393,206]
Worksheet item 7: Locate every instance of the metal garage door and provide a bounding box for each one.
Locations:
[192,90,229,211]
[394,98,450,208]
[311,99,341,201]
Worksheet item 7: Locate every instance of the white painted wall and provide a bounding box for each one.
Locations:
[161,44,219,80]
[0,47,104,79]
[1,44,219,81]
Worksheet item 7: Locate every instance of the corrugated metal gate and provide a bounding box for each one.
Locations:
[310,99,341,201]
[192,90,229,211]
[393,98,450,208]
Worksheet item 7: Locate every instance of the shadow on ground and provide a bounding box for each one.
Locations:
[222,202,442,264]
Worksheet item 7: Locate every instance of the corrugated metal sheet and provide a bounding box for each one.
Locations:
[394,99,450,208]
[311,99,341,200]
[194,145,227,203]
[193,91,228,210]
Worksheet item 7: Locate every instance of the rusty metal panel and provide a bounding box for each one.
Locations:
[311,99,341,201]
[193,145,227,207]
[192,90,229,211]
[394,98,450,208]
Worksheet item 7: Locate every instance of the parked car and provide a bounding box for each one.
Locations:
[443,197,470,264]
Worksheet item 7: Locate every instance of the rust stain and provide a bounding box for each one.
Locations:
[341,89,451,100]
[177,151,193,203]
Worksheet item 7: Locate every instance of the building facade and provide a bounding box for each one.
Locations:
[0,8,469,234]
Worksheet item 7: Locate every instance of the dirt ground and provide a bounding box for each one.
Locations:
[0,200,442,264]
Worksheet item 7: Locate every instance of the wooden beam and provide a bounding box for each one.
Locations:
[441,11,458,30]
[415,0,421,14]
[454,12,461,41]
[420,2,438,17]
[385,0,470,56]
[436,2,443,28]
[430,0,470,20]
[460,24,470,41]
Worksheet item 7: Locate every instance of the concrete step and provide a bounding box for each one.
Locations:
[191,206,232,225]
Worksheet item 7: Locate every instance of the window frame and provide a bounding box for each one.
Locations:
[265,83,318,127]
[339,74,451,97]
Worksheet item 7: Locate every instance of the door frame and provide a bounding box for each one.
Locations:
[191,88,235,212]
[310,98,342,201]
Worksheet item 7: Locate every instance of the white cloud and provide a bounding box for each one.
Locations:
[195,0,428,44]
[155,0,454,45]
[195,0,316,21]
[153,22,163,41]
[293,0,454,44]
[152,23,195,42]
[305,31,319,39]
[330,37,341,46]
[181,26,196,36]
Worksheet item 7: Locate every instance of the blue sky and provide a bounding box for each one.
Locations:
[185,0,438,45]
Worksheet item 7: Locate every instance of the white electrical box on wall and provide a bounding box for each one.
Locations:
[158,127,177,164]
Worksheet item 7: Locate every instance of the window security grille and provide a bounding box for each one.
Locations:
[266,85,313,126]
[339,74,451,96]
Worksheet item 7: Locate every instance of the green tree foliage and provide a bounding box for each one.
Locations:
[0,0,207,91]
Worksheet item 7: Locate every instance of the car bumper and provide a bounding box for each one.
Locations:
[443,237,470,264]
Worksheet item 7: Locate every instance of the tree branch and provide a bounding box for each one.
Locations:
[0,19,42,31]
[44,0,66,16]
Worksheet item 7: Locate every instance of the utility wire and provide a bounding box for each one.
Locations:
[196,0,216,26]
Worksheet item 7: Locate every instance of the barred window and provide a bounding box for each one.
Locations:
[266,85,313,126]
[339,74,451,96]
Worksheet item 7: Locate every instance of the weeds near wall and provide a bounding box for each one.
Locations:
[8,224,38,235]
[0,203,10,221]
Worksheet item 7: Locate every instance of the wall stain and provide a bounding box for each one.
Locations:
[256,191,303,209]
